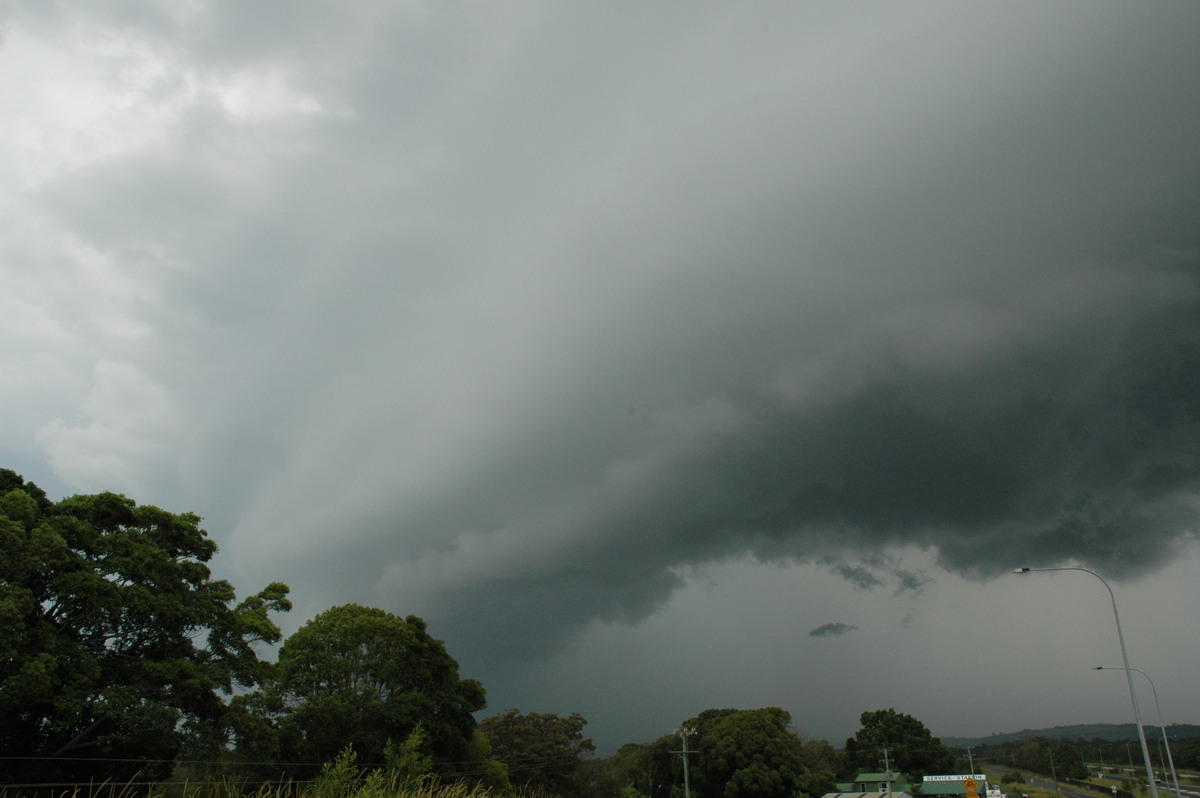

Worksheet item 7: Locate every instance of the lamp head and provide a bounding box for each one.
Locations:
[1013,567,1031,573]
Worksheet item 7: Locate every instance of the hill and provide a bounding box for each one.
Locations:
[942,723,1200,749]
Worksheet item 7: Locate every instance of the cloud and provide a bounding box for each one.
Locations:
[829,563,886,591]
[810,622,859,638]
[36,359,182,497]
[4,2,1200,733]
[824,556,932,595]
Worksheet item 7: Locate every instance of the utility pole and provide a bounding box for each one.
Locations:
[882,746,893,798]
[673,727,697,798]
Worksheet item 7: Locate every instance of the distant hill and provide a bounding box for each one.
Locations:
[942,723,1200,748]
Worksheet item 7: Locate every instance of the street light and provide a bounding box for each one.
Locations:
[1094,666,1181,798]
[1013,566,1158,798]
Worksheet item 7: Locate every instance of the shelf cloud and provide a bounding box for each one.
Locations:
[4,0,1199,749]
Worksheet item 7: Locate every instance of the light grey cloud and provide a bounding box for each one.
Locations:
[810,622,859,638]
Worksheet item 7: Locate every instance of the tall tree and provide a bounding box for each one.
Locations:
[234,604,487,779]
[693,707,808,798]
[797,737,840,798]
[0,471,291,788]
[843,708,955,782]
[798,737,839,776]
[478,708,596,797]
[597,735,680,798]
[577,742,655,798]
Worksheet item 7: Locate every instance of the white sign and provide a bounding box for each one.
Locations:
[924,775,988,783]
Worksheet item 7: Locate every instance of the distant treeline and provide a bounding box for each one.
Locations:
[944,723,1200,749]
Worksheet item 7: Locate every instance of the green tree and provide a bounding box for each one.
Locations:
[1047,742,1086,780]
[235,604,487,781]
[1175,738,1200,770]
[479,708,596,797]
[693,707,808,798]
[605,735,681,798]
[0,471,291,788]
[843,709,955,782]
[581,739,678,798]
[992,738,1086,781]
[797,737,839,798]
[454,728,513,792]
[577,744,651,798]
[798,737,838,775]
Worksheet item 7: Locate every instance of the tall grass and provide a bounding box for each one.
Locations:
[0,778,552,798]
[1,751,556,798]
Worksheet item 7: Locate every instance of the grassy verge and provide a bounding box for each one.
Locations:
[1,780,539,798]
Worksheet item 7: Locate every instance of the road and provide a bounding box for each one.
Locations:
[985,765,1094,798]
[992,766,1200,798]
[1013,772,1099,798]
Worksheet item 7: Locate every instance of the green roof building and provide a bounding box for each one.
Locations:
[826,770,1000,798]
[825,771,916,798]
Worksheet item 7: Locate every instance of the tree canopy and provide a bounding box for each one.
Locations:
[1176,738,1200,770]
[0,470,291,788]
[478,708,596,796]
[234,604,487,779]
[843,708,955,782]
[977,738,1085,781]
[594,735,681,798]
[693,707,809,798]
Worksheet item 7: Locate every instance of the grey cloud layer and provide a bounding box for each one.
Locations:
[7,2,1199,674]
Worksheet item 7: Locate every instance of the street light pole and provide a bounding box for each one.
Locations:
[1094,666,1181,798]
[1013,566,1158,798]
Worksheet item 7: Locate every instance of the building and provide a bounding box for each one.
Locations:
[824,771,1003,798]
[823,771,916,798]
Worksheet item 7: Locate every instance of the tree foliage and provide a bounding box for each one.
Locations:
[796,737,839,798]
[1176,738,1200,770]
[234,604,487,780]
[0,470,291,788]
[978,738,1085,780]
[692,707,809,798]
[478,708,596,797]
[798,737,839,775]
[598,735,680,798]
[548,715,839,798]
[843,709,955,782]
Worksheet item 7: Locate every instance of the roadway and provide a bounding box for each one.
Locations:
[991,766,1200,798]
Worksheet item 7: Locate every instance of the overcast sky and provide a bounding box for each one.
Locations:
[4,1,1199,755]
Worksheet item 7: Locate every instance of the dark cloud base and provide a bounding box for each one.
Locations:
[431,257,1200,665]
